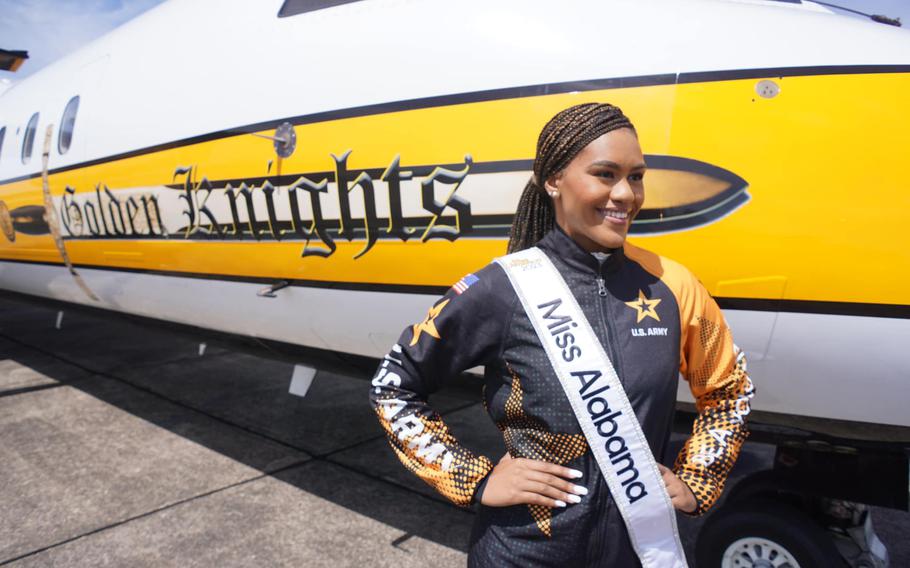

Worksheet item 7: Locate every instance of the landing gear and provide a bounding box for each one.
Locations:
[720,536,803,567]
[696,500,845,568]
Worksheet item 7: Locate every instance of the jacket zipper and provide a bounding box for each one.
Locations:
[595,275,622,376]
[593,271,624,564]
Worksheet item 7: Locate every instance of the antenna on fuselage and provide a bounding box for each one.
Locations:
[813,1,902,27]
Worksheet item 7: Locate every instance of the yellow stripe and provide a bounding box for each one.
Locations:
[18,239,506,286]
[1,73,908,305]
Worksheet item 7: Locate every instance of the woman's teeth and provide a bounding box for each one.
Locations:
[599,209,628,220]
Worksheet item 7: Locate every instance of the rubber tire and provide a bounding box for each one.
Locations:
[695,499,845,568]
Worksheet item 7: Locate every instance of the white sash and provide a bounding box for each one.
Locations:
[495,247,688,568]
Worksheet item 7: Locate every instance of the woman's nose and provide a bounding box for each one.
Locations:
[611,177,634,204]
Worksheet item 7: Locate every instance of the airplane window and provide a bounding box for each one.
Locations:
[278,0,364,17]
[0,127,5,163]
[58,96,80,155]
[21,112,38,164]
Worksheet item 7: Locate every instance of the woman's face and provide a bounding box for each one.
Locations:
[545,128,646,252]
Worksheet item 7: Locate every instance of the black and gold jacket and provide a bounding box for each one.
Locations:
[369,226,755,566]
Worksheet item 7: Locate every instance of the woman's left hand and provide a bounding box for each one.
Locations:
[657,464,697,513]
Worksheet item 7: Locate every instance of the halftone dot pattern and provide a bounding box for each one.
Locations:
[689,316,724,389]
[374,404,493,507]
[674,349,753,515]
[498,364,588,537]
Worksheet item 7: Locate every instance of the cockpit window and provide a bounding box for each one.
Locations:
[21,112,38,164]
[0,127,5,163]
[58,96,80,155]
[278,0,364,17]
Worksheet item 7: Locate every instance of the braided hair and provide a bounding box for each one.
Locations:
[506,103,635,253]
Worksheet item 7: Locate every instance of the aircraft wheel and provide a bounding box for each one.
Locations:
[695,499,845,568]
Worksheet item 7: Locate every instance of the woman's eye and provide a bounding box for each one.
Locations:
[630,173,645,182]
[597,171,615,179]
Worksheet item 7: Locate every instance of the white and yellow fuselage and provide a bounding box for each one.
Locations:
[0,0,908,429]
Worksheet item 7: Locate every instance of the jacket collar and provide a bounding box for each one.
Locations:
[536,224,625,277]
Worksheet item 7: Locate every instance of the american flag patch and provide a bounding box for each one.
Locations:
[452,273,479,295]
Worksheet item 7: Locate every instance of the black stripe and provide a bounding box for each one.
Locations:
[716,297,910,319]
[677,64,910,84]
[629,154,751,232]
[0,258,450,295]
[3,64,908,186]
[2,258,909,318]
[62,213,515,242]
[629,192,751,234]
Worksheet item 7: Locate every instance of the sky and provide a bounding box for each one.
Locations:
[0,0,909,82]
[0,0,166,81]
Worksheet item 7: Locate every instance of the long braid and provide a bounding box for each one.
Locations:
[507,103,635,253]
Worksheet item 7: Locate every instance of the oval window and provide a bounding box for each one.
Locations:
[21,112,39,164]
[58,96,80,154]
[0,126,6,164]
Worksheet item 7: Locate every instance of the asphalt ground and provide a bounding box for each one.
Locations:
[0,291,907,567]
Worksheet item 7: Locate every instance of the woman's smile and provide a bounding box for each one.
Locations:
[547,127,645,252]
[596,207,629,225]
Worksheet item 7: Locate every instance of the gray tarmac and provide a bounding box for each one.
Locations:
[0,291,907,567]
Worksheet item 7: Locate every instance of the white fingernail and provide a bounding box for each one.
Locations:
[569,469,583,478]
[567,494,581,504]
[555,500,567,508]
[572,485,588,496]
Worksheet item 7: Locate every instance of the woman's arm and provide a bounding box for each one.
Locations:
[672,277,757,516]
[369,264,507,507]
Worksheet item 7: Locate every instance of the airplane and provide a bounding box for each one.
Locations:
[0,0,907,566]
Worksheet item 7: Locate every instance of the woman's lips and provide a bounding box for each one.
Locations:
[597,208,629,226]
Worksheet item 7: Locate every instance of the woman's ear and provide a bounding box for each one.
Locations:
[544,171,562,197]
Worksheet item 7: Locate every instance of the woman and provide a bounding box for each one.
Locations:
[369,103,755,566]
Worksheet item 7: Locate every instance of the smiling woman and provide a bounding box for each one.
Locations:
[543,122,645,252]
[370,103,755,567]
[507,104,637,254]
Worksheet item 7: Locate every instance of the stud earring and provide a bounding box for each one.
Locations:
[549,191,559,198]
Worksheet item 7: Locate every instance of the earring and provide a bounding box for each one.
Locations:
[549,191,558,198]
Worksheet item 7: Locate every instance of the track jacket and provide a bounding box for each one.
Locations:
[369,225,755,567]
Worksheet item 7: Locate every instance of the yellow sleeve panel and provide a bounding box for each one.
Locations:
[374,406,494,507]
[624,242,756,516]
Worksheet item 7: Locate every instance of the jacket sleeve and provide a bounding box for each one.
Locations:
[369,263,510,507]
[672,274,756,516]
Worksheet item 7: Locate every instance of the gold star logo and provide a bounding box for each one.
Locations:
[410,299,450,346]
[625,289,661,323]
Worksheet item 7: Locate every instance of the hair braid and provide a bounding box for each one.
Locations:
[507,103,635,253]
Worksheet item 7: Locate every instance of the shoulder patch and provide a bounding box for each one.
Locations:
[410,299,450,346]
[451,273,479,295]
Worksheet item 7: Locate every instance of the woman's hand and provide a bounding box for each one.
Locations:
[658,463,697,513]
[479,453,587,508]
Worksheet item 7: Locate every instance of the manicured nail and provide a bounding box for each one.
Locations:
[555,500,567,508]
[567,494,581,504]
[572,485,588,496]
[569,469,583,478]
